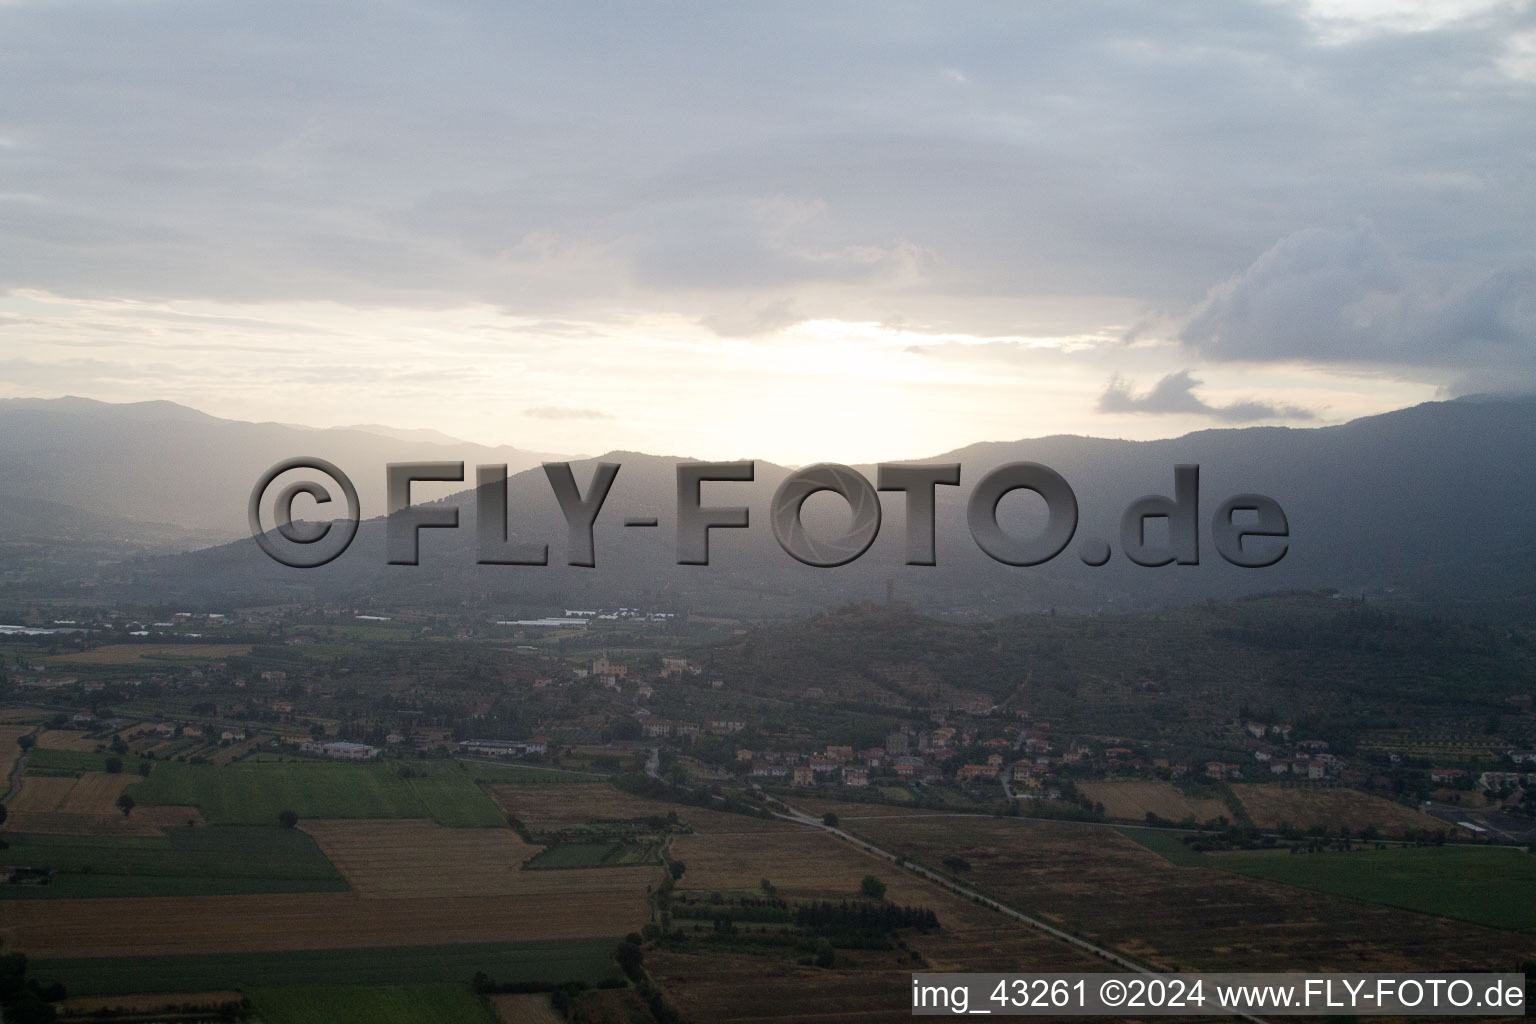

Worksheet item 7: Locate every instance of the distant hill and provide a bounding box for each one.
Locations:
[682,592,1536,751]
[0,396,569,542]
[61,393,1536,623]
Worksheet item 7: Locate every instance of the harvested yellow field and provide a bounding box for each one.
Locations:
[670,830,939,906]
[8,775,76,812]
[209,736,263,766]
[302,819,661,898]
[3,774,200,834]
[0,725,33,778]
[1077,781,1229,823]
[490,993,564,1024]
[0,890,649,959]
[34,729,100,752]
[57,772,132,814]
[488,782,792,835]
[1233,785,1450,835]
[39,643,250,665]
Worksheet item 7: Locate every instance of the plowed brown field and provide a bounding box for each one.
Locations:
[0,890,649,959]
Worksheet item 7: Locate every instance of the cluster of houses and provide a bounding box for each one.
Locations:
[727,720,1067,793]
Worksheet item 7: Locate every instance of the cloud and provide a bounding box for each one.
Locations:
[1180,221,1536,368]
[1098,370,1317,422]
[525,406,613,421]
[0,1,1531,445]
[699,297,806,338]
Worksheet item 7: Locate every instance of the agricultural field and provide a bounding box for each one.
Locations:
[0,825,347,899]
[1112,826,1207,867]
[788,797,942,821]
[0,888,651,959]
[1213,845,1536,932]
[461,760,601,784]
[841,814,1536,972]
[8,774,77,811]
[248,983,498,1024]
[524,840,660,869]
[31,938,620,997]
[38,643,251,664]
[648,823,1109,1022]
[300,818,660,900]
[490,992,564,1024]
[405,771,509,827]
[491,781,792,835]
[51,770,130,812]
[1232,784,1452,835]
[57,991,243,1017]
[0,724,32,776]
[1076,780,1229,823]
[23,747,128,774]
[32,729,100,753]
[5,772,203,835]
[647,952,924,1023]
[126,760,428,824]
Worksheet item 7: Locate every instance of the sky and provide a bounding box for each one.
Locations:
[0,0,1532,464]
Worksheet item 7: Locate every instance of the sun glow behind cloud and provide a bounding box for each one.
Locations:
[0,289,1439,465]
[0,1,1526,459]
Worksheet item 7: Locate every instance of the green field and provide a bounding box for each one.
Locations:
[0,826,348,899]
[127,761,427,824]
[524,841,661,870]
[248,983,497,1024]
[24,748,131,774]
[459,759,597,784]
[1113,826,1208,867]
[405,773,508,828]
[1213,845,1536,932]
[33,938,621,996]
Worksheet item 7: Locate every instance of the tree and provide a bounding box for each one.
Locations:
[115,793,134,817]
[822,811,839,827]
[613,940,644,980]
[860,874,887,900]
[0,803,7,827]
[15,735,33,753]
[137,761,152,777]
[669,860,686,881]
[103,756,123,774]
[278,809,299,829]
